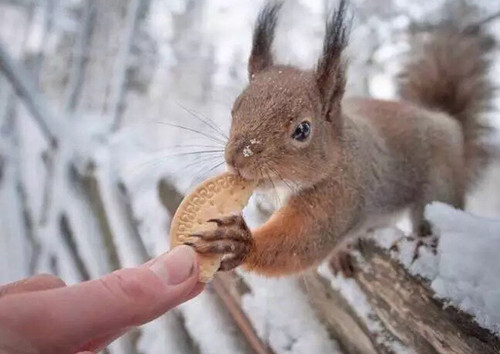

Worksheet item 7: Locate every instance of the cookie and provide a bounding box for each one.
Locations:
[169,172,257,282]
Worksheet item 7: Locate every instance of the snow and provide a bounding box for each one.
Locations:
[371,202,500,336]
[240,274,341,354]
[426,203,500,334]
[179,291,250,354]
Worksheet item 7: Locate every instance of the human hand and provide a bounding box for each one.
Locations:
[0,245,203,353]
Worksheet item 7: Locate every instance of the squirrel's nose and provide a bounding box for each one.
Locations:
[225,138,263,170]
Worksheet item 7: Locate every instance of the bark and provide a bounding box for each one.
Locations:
[301,240,500,354]
[351,240,500,354]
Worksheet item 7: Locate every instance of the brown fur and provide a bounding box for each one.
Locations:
[398,23,494,186]
[190,1,495,276]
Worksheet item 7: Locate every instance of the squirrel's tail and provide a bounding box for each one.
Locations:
[397,21,495,187]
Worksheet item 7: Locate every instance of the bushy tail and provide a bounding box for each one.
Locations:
[397,20,495,187]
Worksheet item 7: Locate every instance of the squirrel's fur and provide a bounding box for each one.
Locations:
[189,0,495,276]
[398,22,494,187]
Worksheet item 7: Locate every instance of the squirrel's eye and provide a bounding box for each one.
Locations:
[291,121,311,142]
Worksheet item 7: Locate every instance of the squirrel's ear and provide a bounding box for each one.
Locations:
[248,2,282,80]
[315,0,350,122]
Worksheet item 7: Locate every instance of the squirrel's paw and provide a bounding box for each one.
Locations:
[329,249,355,277]
[187,214,253,272]
[409,234,438,263]
[389,227,438,263]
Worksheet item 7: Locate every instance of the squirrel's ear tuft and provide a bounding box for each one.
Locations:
[315,0,351,122]
[248,1,282,80]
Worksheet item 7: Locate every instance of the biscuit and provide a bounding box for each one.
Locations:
[169,172,257,282]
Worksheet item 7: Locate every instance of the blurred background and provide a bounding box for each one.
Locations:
[0,0,499,353]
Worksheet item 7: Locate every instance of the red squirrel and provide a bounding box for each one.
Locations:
[186,1,494,276]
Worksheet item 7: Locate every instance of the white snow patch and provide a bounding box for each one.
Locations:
[374,203,500,335]
[179,291,249,354]
[240,274,341,354]
[426,203,500,335]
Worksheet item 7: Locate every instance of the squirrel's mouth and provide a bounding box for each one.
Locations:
[225,163,257,181]
[226,163,302,196]
[225,163,275,184]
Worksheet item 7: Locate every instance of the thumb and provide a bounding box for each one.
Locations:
[0,246,202,354]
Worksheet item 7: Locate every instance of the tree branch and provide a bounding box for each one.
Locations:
[352,240,500,353]
[109,0,145,131]
[64,0,96,113]
[468,9,500,29]
[0,43,60,148]
[59,214,91,281]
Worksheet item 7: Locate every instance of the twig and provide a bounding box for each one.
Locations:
[0,43,60,148]
[212,273,274,354]
[38,150,55,224]
[16,180,40,274]
[468,9,500,29]
[116,181,150,262]
[59,214,91,281]
[0,72,41,275]
[109,0,144,131]
[75,164,122,270]
[64,0,96,113]
[158,178,184,216]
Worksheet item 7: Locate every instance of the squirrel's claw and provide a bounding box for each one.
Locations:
[329,250,355,277]
[410,234,438,263]
[389,233,438,263]
[187,239,248,255]
[218,253,247,272]
[188,214,253,272]
[207,215,242,227]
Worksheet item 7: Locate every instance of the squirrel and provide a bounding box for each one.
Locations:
[186,0,495,277]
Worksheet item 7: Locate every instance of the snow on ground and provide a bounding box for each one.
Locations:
[178,291,251,354]
[373,202,500,335]
[427,203,500,334]
[241,274,341,354]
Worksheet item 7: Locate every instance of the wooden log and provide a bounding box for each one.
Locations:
[300,271,383,354]
[350,240,500,354]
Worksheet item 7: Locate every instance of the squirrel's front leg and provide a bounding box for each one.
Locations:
[188,197,351,276]
[242,205,335,276]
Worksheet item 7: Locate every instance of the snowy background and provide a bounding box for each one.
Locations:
[0,0,500,353]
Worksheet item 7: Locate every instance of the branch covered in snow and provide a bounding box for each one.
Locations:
[328,238,500,353]
[0,43,61,147]
[108,0,145,131]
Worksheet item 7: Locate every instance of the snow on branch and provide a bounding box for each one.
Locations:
[0,43,61,147]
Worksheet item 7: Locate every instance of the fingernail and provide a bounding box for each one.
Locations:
[149,246,197,285]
